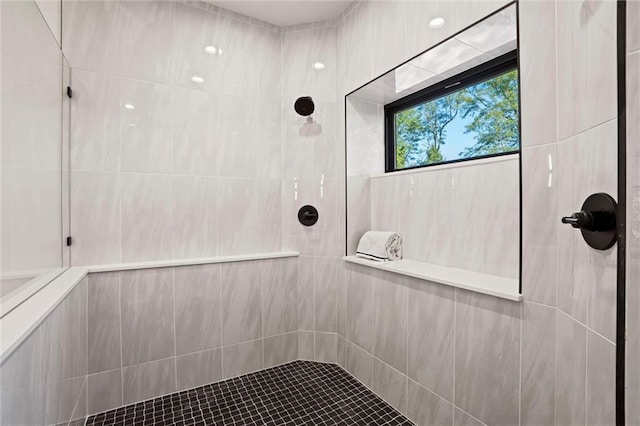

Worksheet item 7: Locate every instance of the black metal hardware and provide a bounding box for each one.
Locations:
[294,97,315,117]
[561,192,617,250]
[298,205,318,226]
[66,236,72,246]
[67,86,72,98]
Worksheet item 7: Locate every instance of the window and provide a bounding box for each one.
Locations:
[384,51,520,172]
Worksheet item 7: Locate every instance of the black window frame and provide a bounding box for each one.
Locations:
[384,50,520,173]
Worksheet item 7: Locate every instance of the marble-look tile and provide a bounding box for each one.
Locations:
[257,179,282,253]
[629,0,640,53]
[556,311,587,426]
[218,178,258,255]
[586,0,617,127]
[174,264,221,355]
[372,359,407,416]
[176,349,222,391]
[70,171,121,266]
[314,177,341,257]
[397,173,437,263]
[264,332,298,368]
[346,177,371,254]
[370,176,399,232]
[521,145,558,306]
[69,378,87,423]
[345,341,373,388]
[314,103,339,180]
[120,268,175,366]
[172,87,218,176]
[221,261,262,346]
[70,70,120,171]
[454,409,486,426]
[482,159,519,278]
[171,176,218,259]
[521,302,556,426]
[297,256,315,331]
[120,79,172,174]
[256,102,281,179]
[336,335,346,368]
[262,258,297,337]
[121,173,172,262]
[281,179,315,256]
[257,30,282,103]
[345,101,384,177]
[87,369,122,415]
[556,0,589,140]
[217,96,257,178]
[314,257,337,332]
[519,0,557,148]
[222,340,263,379]
[451,0,509,32]
[122,358,176,405]
[373,271,407,374]
[346,264,375,353]
[586,331,615,425]
[370,0,406,77]
[343,2,372,92]
[44,375,85,425]
[119,0,174,84]
[454,290,520,425]
[406,379,454,426]
[336,262,347,337]
[315,332,337,363]
[87,272,121,374]
[298,331,315,360]
[407,278,455,401]
[404,1,454,62]
[62,0,121,75]
[282,111,316,181]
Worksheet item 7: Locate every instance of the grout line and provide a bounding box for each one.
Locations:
[118,272,124,408]
[172,267,178,391]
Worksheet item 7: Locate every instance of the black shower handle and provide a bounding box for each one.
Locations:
[561,211,594,230]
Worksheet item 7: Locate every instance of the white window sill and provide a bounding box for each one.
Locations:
[343,256,521,302]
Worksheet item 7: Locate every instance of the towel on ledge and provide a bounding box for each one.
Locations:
[356,231,402,261]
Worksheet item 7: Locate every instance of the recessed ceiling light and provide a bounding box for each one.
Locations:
[313,62,325,70]
[124,103,135,110]
[204,45,217,55]
[428,17,445,29]
[191,76,204,84]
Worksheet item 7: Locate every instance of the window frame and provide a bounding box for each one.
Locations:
[384,50,520,173]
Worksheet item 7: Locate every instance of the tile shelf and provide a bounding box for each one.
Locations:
[343,255,521,302]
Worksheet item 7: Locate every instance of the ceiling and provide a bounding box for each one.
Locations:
[208,1,352,27]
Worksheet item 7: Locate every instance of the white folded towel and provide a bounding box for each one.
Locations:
[356,231,402,261]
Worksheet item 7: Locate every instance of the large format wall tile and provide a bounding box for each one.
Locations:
[454,290,520,425]
[120,268,175,366]
[586,330,615,425]
[262,258,297,337]
[218,96,257,178]
[176,349,222,391]
[264,332,298,368]
[556,311,586,426]
[218,178,258,255]
[314,257,337,333]
[372,271,407,374]
[221,261,262,345]
[122,358,176,405]
[87,369,122,415]
[87,272,121,374]
[222,340,263,379]
[345,341,373,387]
[346,264,375,353]
[371,359,407,416]
[406,379,454,426]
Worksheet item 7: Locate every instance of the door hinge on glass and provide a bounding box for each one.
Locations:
[67,86,72,98]
[66,236,72,246]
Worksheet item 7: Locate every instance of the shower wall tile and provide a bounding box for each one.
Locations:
[122,358,176,405]
[218,178,258,255]
[314,257,337,333]
[397,173,437,263]
[87,370,122,415]
[521,145,558,306]
[346,177,371,255]
[257,102,282,179]
[44,375,86,425]
[369,0,406,78]
[120,79,172,174]
[281,179,315,256]
[345,341,373,387]
[586,331,615,426]
[174,264,221,355]
[314,332,337,363]
[453,409,485,426]
[217,96,257,178]
[257,179,282,253]
[175,349,222,391]
[87,272,121,374]
[171,88,218,176]
[70,171,121,266]
[406,379,454,426]
[298,331,315,360]
[630,0,640,53]
[221,261,262,345]
[121,173,172,262]
[120,268,175,366]
[70,70,120,171]
[171,176,218,259]
[372,271,407,374]
[451,0,510,32]
[262,258,298,337]
[521,302,556,426]
[222,340,263,379]
[119,0,174,84]
[346,264,375,353]
[343,2,372,92]
[264,332,298,368]
[257,30,282,103]
[297,256,315,330]
[407,278,455,401]
[314,178,341,257]
[556,311,587,426]
[454,290,520,425]
[371,359,407,416]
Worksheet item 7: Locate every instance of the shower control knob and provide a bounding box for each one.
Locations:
[561,192,617,250]
[298,205,319,227]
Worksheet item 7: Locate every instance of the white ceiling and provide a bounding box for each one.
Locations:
[208,1,352,27]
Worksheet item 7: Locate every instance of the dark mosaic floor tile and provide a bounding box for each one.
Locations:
[85,360,414,426]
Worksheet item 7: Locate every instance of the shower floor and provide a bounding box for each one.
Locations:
[85,360,413,426]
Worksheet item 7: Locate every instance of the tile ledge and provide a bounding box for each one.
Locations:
[343,256,521,302]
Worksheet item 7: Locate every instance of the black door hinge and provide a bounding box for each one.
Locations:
[67,86,72,98]
[66,236,72,246]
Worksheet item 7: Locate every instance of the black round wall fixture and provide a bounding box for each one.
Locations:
[561,192,618,250]
[298,205,318,226]
[294,96,315,116]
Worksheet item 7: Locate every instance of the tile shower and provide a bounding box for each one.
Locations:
[0,0,636,426]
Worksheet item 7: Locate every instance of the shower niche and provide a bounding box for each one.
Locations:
[344,3,521,300]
